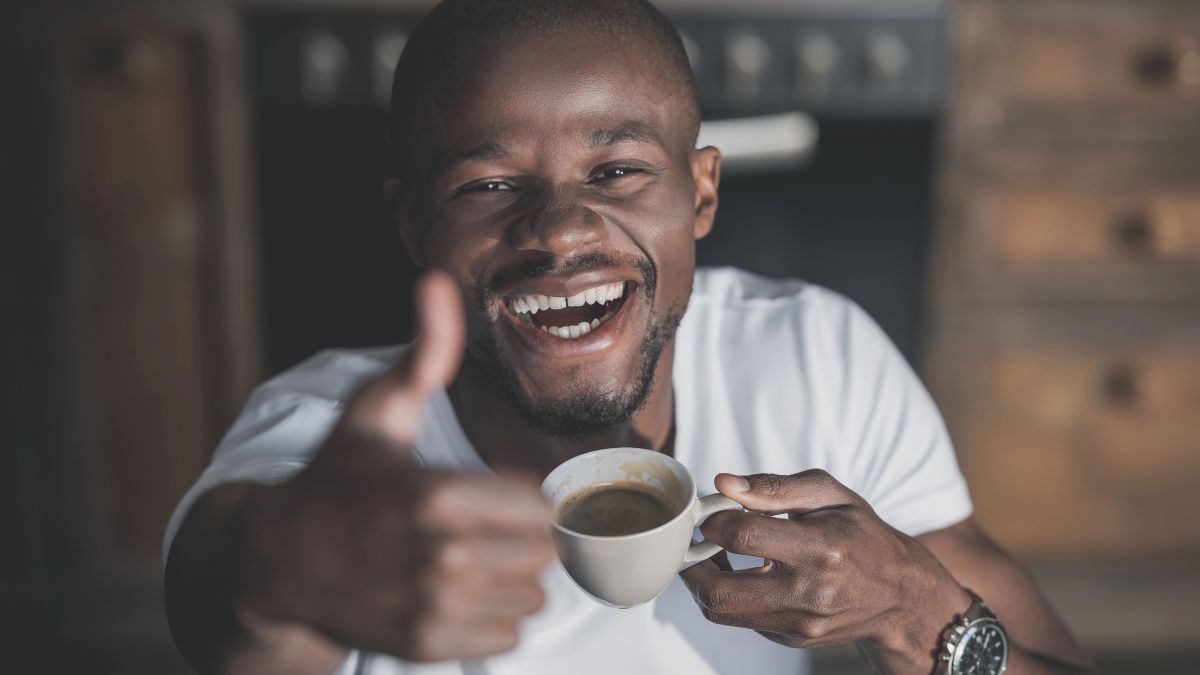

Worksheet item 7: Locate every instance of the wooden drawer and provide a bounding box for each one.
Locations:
[952,1,1200,147]
[944,180,1200,303]
[940,342,1200,556]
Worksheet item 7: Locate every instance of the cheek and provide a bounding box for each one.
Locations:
[423,223,501,317]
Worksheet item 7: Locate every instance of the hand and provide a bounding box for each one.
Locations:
[680,470,971,673]
[240,273,555,662]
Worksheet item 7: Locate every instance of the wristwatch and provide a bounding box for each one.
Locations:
[937,588,1009,675]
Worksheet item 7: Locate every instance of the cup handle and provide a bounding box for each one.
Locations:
[679,494,744,571]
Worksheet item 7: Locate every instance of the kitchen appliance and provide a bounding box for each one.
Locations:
[250,2,946,372]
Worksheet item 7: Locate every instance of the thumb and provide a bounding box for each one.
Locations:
[714,470,853,516]
[407,271,465,393]
[343,272,464,444]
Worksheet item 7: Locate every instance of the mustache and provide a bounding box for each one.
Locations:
[483,252,657,302]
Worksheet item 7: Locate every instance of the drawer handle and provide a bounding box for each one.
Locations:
[1111,210,1155,254]
[1132,39,1200,88]
[1132,44,1177,87]
[1100,364,1139,407]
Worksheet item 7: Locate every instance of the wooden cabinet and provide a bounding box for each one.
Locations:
[929,0,1200,560]
[3,3,259,672]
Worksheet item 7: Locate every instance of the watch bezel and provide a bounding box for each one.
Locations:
[949,617,1009,675]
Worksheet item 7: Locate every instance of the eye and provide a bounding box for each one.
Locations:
[468,180,512,192]
[594,166,643,181]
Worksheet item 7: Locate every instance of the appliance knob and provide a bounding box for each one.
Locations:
[301,30,349,106]
[796,33,840,91]
[374,30,409,106]
[726,30,771,103]
[865,32,910,85]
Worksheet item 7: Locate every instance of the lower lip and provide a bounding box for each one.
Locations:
[498,288,639,359]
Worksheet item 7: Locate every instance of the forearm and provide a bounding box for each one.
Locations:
[1003,642,1095,675]
[164,482,347,675]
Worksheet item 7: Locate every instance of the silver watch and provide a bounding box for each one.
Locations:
[938,589,1008,675]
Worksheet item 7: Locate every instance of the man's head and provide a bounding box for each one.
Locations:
[384,0,720,439]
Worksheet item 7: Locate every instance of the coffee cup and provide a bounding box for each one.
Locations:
[541,447,742,608]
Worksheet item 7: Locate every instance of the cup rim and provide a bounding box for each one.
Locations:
[542,447,698,542]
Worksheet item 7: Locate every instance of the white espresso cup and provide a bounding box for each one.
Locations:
[541,447,743,608]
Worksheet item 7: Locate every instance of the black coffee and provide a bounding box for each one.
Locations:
[555,481,678,537]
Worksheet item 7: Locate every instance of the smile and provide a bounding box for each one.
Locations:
[506,281,629,339]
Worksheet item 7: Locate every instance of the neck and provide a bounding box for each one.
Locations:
[447,344,676,480]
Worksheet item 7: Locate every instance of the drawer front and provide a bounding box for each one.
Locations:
[953,2,1200,146]
[945,181,1200,303]
[947,344,1200,556]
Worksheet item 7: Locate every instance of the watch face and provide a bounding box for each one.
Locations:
[952,620,1008,675]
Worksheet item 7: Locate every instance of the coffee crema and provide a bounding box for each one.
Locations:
[555,480,679,537]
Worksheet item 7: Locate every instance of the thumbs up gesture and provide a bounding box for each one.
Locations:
[241,272,554,662]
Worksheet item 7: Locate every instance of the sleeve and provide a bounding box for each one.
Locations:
[823,293,973,537]
[161,384,342,565]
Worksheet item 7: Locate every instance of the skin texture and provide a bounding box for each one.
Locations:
[164,23,1094,675]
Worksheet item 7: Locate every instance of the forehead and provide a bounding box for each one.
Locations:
[427,29,689,156]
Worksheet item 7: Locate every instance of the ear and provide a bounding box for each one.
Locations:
[383,178,427,268]
[689,146,721,240]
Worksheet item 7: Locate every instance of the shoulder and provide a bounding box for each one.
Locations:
[253,344,410,406]
[684,266,869,350]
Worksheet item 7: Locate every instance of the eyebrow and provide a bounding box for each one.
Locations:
[438,142,510,176]
[437,125,666,181]
[587,126,663,149]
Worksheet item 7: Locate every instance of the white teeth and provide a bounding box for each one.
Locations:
[548,296,567,310]
[577,321,591,336]
[590,318,600,328]
[584,288,598,305]
[567,291,586,307]
[568,324,581,338]
[556,326,571,338]
[537,295,550,310]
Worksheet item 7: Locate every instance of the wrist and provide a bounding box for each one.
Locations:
[866,560,973,674]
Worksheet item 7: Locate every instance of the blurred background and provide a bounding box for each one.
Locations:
[2,0,1198,672]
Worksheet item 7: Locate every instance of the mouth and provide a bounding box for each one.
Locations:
[506,281,630,338]
[496,278,639,358]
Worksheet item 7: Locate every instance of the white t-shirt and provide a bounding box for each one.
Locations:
[165,267,972,675]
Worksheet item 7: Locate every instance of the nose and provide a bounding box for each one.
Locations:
[509,184,603,256]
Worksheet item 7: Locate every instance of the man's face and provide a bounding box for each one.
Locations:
[397,29,718,438]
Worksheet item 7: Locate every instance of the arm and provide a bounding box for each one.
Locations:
[680,471,1096,675]
[917,519,1093,673]
[164,482,348,675]
[163,273,553,675]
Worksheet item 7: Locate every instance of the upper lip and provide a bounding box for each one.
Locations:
[495,271,639,300]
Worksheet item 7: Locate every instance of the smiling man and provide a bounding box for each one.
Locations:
[164,2,1094,675]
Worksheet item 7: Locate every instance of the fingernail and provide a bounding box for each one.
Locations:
[726,475,750,493]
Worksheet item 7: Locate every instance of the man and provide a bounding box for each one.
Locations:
[164,1,1094,674]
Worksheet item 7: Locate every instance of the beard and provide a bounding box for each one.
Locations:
[468,304,684,440]
[467,251,687,440]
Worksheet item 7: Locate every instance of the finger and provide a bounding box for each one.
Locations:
[421,475,552,535]
[435,535,555,580]
[714,470,860,515]
[432,576,546,621]
[408,271,465,394]
[679,559,789,615]
[413,620,520,662]
[699,510,805,561]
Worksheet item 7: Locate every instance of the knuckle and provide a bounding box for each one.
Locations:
[820,545,846,571]
[696,583,730,613]
[435,539,472,571]
[701,607,736,627]
[805,583,840,616]
[757,473,785,496]
[799,616,831,640]
[730,523,759,553]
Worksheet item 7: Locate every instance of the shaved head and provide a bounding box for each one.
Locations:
[387,0,700,186]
